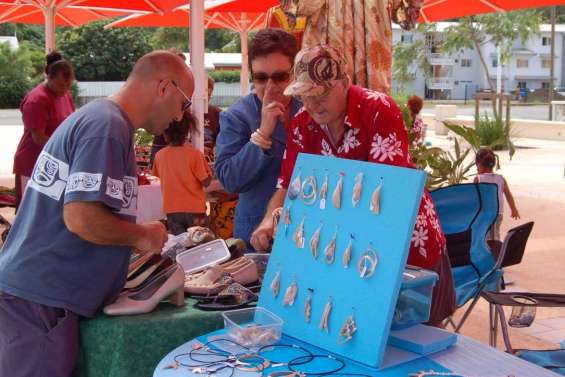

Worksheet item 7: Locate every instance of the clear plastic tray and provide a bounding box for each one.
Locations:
[175,239,230,275]
[392,267,438,330]
[222,307,283,347]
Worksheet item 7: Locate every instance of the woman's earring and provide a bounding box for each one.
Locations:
[293,216,305,249]
[270,270,281,298]
[310,222,323,259]
[332,172,345,209]
[342,234,354,268]
[319,297,333,332]
[324,226,338,264]
[283,278,298,306]
[370,178,383,215]
[304,288,313,323]
[301,173,318,205]
[288,169,302,200]
[282,205,292,236]
[319,171,329,210]
[358,243,378,279]
[338,310,357,344]
[352,172,364,207]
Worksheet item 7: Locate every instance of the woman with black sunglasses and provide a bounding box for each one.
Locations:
[214,28,302,251]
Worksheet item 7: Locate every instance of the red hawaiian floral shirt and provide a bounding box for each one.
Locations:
[277,85,445,269]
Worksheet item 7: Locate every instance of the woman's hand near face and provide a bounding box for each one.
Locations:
[259,81,287,138]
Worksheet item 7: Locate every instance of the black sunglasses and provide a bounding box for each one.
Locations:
[251,71,291,84]
[171,80,192,112]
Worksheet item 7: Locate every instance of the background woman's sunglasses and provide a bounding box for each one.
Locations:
[252,71,291,84]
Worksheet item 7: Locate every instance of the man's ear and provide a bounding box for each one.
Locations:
[157,79,169,98]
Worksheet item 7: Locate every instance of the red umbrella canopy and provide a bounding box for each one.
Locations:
[105,7,268,30]
[0,4,134,27]
[419,0,565,22]
[204,0,279,12]
[0,0,185,13]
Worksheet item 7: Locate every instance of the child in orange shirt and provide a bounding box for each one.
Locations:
[152,113,212,235]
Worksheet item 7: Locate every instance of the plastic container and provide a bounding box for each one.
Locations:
[391,266,438,330]
[175,239,230,275]
[222,307,283,347]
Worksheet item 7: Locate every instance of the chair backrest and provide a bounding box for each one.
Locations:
[497,221,534,268]
[431,183,499,276]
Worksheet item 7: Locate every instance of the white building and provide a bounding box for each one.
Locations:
[0,36,19,50]
[392,23,565,100]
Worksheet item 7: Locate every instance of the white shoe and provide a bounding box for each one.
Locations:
[104,264,185,316]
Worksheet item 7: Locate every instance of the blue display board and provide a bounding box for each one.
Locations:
[257,153,426,368]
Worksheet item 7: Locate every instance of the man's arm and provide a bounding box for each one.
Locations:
[64,201,168,254]
[250,188,287,251]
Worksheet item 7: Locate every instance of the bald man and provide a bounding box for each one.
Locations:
[0,51,194,377]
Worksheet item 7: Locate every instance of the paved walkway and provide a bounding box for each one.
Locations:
[1,117,565,353]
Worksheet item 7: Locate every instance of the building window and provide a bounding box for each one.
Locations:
[542,37,552,46]
[492,59,498,68]
[516,59,529,68]
[401,34,413,43]
[518,81,527,89]
[542,82,550,89]
[461,58,472,67]
[542,58,552,69]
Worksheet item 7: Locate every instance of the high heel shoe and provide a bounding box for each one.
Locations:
[184,257,258,295]
[104,264,185,316]
[124,255,168,289]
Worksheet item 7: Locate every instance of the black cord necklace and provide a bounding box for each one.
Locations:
[287,354,346,376]
[258,343,315,366]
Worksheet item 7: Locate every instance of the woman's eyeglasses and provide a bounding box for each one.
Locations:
[251,71,291,84]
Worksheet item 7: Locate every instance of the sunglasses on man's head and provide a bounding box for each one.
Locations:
[251,71,291,84]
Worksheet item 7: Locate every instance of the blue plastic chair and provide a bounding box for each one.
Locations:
[430,183,501,332]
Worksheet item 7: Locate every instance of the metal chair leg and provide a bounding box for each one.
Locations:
[455,293,482,333]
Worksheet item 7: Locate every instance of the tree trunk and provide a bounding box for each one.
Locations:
[472,37,499,118]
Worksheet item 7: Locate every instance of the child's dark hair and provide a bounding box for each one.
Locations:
[45,51,74,80]
[475,147,496,169]
[165,112,199,146]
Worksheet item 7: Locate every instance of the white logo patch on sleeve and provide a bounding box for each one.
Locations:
[105,177,124,201]
[28,151,69,201]
[66,172,103,194]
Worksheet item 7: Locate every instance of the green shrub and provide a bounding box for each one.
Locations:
[208,70,241,83]
[0,77,31,108]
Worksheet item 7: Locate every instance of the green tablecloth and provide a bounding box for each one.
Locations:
[73,299,223,377]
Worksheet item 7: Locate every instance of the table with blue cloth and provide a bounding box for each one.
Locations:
[73,299,223,377]
[152,329,561,377]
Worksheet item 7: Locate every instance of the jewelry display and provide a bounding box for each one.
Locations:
[319,171,329,209]
[288,170,302,200]
[324,226,338,264]
[332,172,345,209]
[319,297,333,332]
[287,354,346,376]
[293,216,305,249]
[358,244,378,279]
[342,234,354,268]
[351,172,364,207]
[304,288,313,323]
[282,205,292,236]
[338,312,357,344]
[235,354,271,372]
[309,222,323,259]
[369,179,382,215]
[300,174,318,205]
[283,279,298,306]
[257,343,314,367]
[409,371,478,377]
[270,270,281,298]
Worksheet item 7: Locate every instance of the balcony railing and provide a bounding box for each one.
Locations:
[427,78,454,90]
[429,53,454,66]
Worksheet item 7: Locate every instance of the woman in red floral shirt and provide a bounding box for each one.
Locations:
[251,45,455,325]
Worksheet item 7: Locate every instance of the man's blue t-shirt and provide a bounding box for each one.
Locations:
[0,99,137,317]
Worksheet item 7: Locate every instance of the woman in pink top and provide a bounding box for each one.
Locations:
[13,51,75,209]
